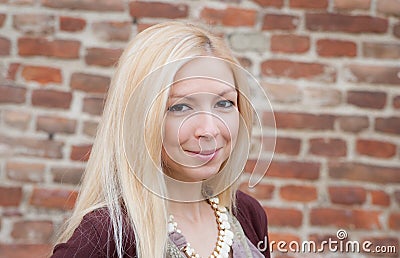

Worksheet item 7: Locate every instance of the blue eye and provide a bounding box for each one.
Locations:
[215,100,235,108]
[168,104,191,112]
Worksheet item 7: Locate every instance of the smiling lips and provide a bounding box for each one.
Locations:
[184,148,222,161]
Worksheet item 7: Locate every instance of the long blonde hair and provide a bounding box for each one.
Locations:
[56,21,253,257]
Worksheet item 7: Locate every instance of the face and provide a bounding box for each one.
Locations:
[161,58,240,182]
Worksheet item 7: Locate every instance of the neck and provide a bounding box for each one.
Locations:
[164,176,205,201]
[167,199,210,222]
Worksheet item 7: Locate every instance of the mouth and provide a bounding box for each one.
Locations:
[184,147,222,160]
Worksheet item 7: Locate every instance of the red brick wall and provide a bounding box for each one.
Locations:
[0,0,399,257]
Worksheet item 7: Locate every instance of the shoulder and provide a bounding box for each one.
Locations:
[234,190,269,256]
[235,190,267,226]
[52,208,136,258]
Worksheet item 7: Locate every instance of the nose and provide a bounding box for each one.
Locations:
[193,113,220,140]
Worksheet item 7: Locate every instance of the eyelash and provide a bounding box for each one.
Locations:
[168,100,236,112]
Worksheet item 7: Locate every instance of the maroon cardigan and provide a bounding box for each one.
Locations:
[52,191,270,257]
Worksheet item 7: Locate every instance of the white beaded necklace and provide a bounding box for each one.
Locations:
[168,197,233,258]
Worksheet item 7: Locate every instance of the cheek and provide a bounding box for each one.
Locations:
[221,112,240,143]
[163,117,191,146]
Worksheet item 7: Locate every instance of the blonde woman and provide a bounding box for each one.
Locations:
[52,21,270,258]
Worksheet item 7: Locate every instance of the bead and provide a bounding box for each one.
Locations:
[168,223,174,233]
[167,196,234,258]
[225,229,233,238]
[219,213,228,221]
[218,206,227,212]
[222,221,230,230]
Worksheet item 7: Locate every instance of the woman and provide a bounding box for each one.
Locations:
[52,21,270,258]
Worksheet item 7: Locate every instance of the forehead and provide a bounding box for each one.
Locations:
[171,58,236,96]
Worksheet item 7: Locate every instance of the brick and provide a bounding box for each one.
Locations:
[280,185,317,202]
[7,63,21,80]
[308,233,347,248]
[70,144,92,161]
[375,117,400,135]
[334,0,371,10]
[306,13,388,33]
[11,220,53,242]
[0,186,22,207]
[272,112,335,130]
[236,57,252,69]
[0,36,11,55]
[137,23,154,33]
[31,89,72,109]
[395,191,400,205]
[268,136,301,155]
[360,237,399,255]
[394,22,400,38]
[309,138,347,157]
[6,161,45,183]
[347,91,387,109]
[82,96,105,115]
[269,232,301,244]
[252,160,320,180]
[329,162,400,184]
[262,14,299,30]
[229,33,267,52]
[329,186,366,205]
[370,190,390,206]
[11,0,38,4]
[42,0,124,11]
[252,0,283,7]
[3,110,31,130]
[389,213,400,229]
[363,42,400,59]
[51,166,84,185]
[261,60,336,82]
[59,16,86,32]
[13,14,54,36]
[0,14,5,27]
[0,134,64,159]
[356,139,396,158]
[337,115,369,132]
[271,34,310,53]
[200,7,257,27]
[239,183,274,199]
[310,208,381,229]
[130,1,188,19]
[377,0,400,16]
[21,65,62,84]
[70,73,110,94]
[82,121,98,137]
[36,115,76,134]
[262,82,301,103]
[394,96,400,109]
[85,47,123,67]
[18,37,80,59]
[290,0,328,9]
[30,188,77,210]
[0,84,26,104]
[265,207,302,227]
[303,88,342,107]
[92,21,131,42]
[317,39,357,57]
[0,244,52,258]
[345,64,400,85]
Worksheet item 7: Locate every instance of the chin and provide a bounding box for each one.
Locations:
[182,165,221,182]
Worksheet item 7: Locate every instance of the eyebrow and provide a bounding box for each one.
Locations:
[169,88,237,100]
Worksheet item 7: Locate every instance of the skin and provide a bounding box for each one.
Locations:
[163,57,239,257]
